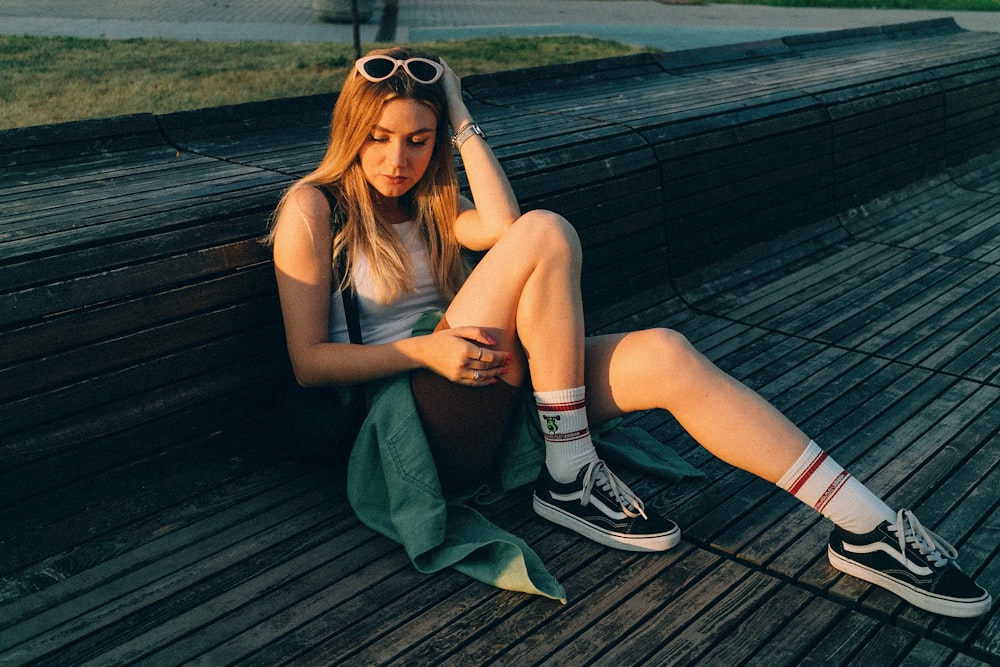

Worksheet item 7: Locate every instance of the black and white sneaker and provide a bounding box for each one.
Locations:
[828,509,992,618]
[532,459,681,552]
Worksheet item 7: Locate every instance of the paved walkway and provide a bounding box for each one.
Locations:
[2,0,1000,50]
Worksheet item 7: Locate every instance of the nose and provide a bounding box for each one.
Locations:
[387,139,408,169]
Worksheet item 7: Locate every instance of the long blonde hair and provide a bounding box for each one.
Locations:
[270,46,464,304]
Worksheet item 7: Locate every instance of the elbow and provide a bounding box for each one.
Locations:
[294,373,321,389]
[292,364,327,389]
[288,352,326,389]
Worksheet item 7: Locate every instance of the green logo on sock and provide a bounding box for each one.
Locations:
[544,415,560,434]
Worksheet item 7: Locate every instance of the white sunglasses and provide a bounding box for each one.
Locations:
[355,55,444,84]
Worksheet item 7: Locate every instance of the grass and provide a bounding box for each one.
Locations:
[3,0,996,130]
[0,36,647,130]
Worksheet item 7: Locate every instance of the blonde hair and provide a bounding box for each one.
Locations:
[270,46,464,304]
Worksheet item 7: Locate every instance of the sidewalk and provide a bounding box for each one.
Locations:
[2,0,1000,50]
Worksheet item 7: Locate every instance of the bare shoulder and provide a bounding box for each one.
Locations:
[276,185,333,237]
[286,184,332,220]
[271,185,336,265]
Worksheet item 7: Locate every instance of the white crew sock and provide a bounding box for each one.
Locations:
[534,386,599,483]
[777,440,896,534]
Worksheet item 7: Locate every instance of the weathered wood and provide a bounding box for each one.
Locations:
[1,19,999,666]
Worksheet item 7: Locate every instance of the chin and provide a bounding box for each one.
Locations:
[379,185,414,199]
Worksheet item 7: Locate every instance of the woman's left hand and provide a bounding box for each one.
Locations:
[416,326,512,386]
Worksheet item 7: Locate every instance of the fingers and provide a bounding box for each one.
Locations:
[465,364,507,386]
[432,326,512,386]
[463,348,511,386]
[448,325,496,348]
[470,344,508,367]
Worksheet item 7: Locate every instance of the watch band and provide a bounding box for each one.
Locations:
[451,122,486,150]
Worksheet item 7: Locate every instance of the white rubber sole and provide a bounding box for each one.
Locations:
[828,545,992,618]
[533,494,681,553]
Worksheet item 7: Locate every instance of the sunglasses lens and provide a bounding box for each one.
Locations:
[406,60,440,83]
[361,57,396,80]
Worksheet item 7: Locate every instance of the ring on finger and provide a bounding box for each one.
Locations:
[477,347,483,361]
[473,370,482,381]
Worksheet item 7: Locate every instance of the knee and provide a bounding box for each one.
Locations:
[645,328,705,377]
[603,328,710,412]
[512,210,582,263]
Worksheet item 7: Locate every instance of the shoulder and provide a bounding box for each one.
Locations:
[277,185,333,233]
[273,184,335,256]
[285,184,333,220]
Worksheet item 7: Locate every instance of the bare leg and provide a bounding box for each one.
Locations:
[584,329,810,483]
[449,211,810,482]
[444,209,585,391]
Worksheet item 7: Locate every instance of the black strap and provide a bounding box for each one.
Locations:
[318,186,363,346]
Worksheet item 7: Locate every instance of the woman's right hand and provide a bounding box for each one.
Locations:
[437,59,473,133]
[418,326,511,386]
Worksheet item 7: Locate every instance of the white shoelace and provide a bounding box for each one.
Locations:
[891,509,958,569]
[579,459,649,520]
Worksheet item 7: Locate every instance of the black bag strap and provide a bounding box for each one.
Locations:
[318,186,363,346]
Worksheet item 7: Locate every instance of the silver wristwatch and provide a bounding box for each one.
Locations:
[451,122,486,150]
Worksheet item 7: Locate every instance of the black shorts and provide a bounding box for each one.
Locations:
[410,315,521,495]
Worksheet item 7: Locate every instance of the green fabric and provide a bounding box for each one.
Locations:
[594,418,702,482]
[345,309,704,601]
[347,375,566,601]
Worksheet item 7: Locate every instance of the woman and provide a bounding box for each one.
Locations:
[270,47,990,617]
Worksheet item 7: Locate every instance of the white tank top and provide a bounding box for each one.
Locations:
[328,220,449,345]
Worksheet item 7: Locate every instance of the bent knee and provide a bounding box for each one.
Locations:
[513,209,582,258]
[643,328,703,370]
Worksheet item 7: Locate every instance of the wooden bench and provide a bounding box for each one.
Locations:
[1,19,998,664]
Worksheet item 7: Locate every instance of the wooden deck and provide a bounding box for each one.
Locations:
[1,19,999,666]
[3,168,997,665]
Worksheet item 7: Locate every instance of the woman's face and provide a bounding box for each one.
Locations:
[359,97,437,200]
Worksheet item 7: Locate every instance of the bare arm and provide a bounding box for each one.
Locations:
[440,62,521,251]
[272,186,501,387]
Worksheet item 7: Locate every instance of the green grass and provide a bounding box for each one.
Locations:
[4,0,997,130]
[0,36,647,130]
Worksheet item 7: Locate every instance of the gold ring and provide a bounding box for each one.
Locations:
[477,347,483,361]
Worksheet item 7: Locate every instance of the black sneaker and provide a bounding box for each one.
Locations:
[532,459,681,552]
[828,509,992,618]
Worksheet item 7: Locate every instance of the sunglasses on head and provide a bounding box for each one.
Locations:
[355,55,444,85]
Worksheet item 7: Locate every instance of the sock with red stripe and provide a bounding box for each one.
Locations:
[777,440,895,534]
[534,386,599,483]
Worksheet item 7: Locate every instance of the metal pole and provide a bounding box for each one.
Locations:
[351,0,361,60]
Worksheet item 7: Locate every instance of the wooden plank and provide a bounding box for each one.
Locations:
[0,114,166,166]
[273,494,536,666]
[896,638,958,666]
[740,596,851,666]
[0,462,312,611]
[658,583,819,665]
[794,609,883,663]
[585,557,758,665]
[0,266,276,366]
[218,507,560,666]
[0,482,339,658]
[0,351,288,513]
[53,519,375,666]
